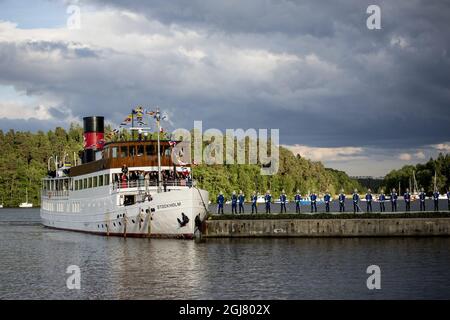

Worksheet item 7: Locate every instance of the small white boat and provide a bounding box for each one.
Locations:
[19,189,33,208]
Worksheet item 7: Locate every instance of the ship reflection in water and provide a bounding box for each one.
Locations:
[1,209,450,300]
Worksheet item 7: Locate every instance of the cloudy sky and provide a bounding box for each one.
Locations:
[0,0,449,176]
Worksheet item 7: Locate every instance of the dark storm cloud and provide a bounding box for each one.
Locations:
[0,117,71,132]
[1,0,449,151]
[80,0,450,148]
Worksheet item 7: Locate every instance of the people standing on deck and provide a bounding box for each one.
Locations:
[310,191,317,213]
[365,189,373,213]
[419,188,426,211]
[121,173,128,189]
[231,191,238,214]
[390,188,398,212]
[138,171,145,188]
[217,192,225,215]
[122,164,128,176]
[433,190,440,211]
[238,190,245,214]
[379,190,386,212]
[404,188,411,212]
[324,191,331,213]
[265,191,272,214]
[338,190,346,212]
[251,191,258,214]
[294,190,301,213]
[352,189,360,213]
[279,190,287,213]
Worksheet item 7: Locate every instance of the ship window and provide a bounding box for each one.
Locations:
[112,147,118,158]
[146,144,155,156]
[103,147,109,159]
[75,180,79,191]
[105,174,110,185]
[93,176,98,188]
[164,148,171,157]
[120,146,128,158]
[83,179,87,189]
[99,175,104,187]
[124,195,135,206]
[129,145,136,157]
[137,145,144,156]
[88,177,92,188]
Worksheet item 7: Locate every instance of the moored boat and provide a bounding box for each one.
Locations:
[40,112,209,239]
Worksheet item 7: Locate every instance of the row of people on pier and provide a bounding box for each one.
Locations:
[216,189,450,214]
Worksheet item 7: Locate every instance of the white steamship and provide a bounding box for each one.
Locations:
[40,114,209,239]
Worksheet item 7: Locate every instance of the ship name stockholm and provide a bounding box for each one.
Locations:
[157,202,182,210]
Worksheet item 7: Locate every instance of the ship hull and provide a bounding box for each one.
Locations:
[40,187,209,239]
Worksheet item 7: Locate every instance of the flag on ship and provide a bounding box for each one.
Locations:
[120,114,133,126]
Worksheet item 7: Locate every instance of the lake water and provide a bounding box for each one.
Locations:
[1,209,450,300]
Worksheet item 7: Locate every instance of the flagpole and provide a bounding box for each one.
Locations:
[131,109,135,141]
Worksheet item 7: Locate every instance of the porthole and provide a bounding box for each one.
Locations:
[119,222,122,226]
[132,220,135,224]
[113,222,116,227]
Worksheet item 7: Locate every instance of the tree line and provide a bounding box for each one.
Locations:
[382,153,450,195]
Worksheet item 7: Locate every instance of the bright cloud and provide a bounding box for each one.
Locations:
[398,153,412,161]
[284,144,366,162]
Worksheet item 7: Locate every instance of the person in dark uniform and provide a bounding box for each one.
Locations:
[447,189,450,211]
[217,191,225,215]
[365,189,373,213]
[419,188,426,211]
[265,190,272,214]
[324,191,331,213]
[231,191,238,214]
[238,190,245,214]
[310,191,318,213]
[378,190,386,212]
[404,188,411,212]
[338,189,346,212]
[390,188,398,212]
[352,189,360,213]
[279,190,287,213]
[251,191,258,214]
[294,190,301,214]
[433,190,440,211]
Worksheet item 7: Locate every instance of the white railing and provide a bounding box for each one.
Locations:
[113,179,192,190]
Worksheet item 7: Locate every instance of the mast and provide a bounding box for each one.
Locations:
[156,108,162,192]
[434,171,437,192]
[413,170,418,194]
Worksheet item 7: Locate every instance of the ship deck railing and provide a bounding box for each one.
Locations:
[42,190,70,199]
[112,179,193,191]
